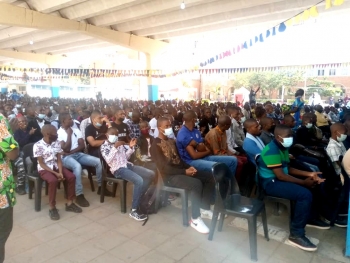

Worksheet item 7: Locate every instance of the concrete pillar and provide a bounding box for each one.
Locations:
[146,54,158,101]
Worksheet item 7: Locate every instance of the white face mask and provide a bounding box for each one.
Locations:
[279,136,293,148]
[240,117,246,123]
[163,127,174,137]
[305,123,312,129]
[108,135,118,143]
[38,113,46,119]
[337,133,347,142]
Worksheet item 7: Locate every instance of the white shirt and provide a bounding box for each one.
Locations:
[37,119,45,129]
[57,127,82,151]
[226,128,238,154]
[33,139,62,171]
[149,118,157,137]
[80,118,91,140]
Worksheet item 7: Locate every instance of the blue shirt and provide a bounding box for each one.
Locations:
[176,126,202,164]
[292,97,304,126]
[243,137,265,164]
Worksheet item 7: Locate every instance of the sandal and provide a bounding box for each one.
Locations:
[65,203,82,213]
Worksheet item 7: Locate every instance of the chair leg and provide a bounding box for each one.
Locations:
[120,181,127,213]
[247,217,258,262]
[58,181,61,189]
[261,206,270,241]
[180,191,189,226]
[287,201,293,231]
[112,183,117,198]
[34,179,42,212]
[88,172,95,192]
[208,211,219,241]
[100,181,106,203]
[217,211,225,232]
[63,181,68,199]
[28,180,34,200]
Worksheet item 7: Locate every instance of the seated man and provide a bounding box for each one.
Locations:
[58,113,111,205]
[242,119,265,164]
[151,117,215,233]
[26,107,50,143]
[343,119,350,150]
[296,115,326,150]
[259,117,275,145]
[315,105,331,138]
[199,107,216,138]
[258,124,327,252]
[111,109,131,143]
[101,127,155,221]
[85,110,111,157]
[129,111,141,139]
[176,111,237,181]
[227,107,245,147]
[205,115,247,183]
[33,125,82,220]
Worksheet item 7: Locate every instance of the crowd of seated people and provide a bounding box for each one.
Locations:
[1,90,350,255]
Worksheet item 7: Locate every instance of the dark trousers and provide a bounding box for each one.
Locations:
[0,207,13,263]
[264,179,312,238]
[39,167,76,208]
[166,171,215,219]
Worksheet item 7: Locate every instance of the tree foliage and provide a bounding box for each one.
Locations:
[306,77,342,97]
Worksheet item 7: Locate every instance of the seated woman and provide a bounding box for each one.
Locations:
[151,117,215,234]
[100,127,155,221]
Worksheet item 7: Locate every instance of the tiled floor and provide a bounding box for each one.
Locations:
[4,179,350,263]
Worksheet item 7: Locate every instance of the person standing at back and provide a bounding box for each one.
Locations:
[0,114,19,263]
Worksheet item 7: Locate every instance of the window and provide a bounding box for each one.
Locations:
[329,69,336,76]
[318,70,324,76]
[60,86,73,91]
[31,85,50,90]
[18,86,26,91]
[78,87,90,92]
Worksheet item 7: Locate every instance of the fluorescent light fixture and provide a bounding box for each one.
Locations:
[180,1,185,9]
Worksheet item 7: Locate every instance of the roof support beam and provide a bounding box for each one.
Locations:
[0,2,168,55]
[112,0,285,32]
[0,49,65,64]
[133,0,320,37]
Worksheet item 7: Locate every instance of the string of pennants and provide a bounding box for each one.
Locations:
[0,62,349,81]
[199,0,345,68]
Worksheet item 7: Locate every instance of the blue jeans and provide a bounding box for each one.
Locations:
[62,152,103,195]
[188,155,237,179]
[264,179,312,238]
[114,164,155,209]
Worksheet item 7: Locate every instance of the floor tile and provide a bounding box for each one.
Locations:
[133,250,175,263]
[88,252,126,263]
[83,206,115,221]
[72,222,109,240]
[155,237,198,261]
[47,232,87,253]
[133,229,171,249]
[109,240,151,262]
[271,243,313,263]
[179,247,224,263]
[32,223,69,242]
[90,230,129,251]
[114,221,151,238]
[8,243,60,263]
[58,214,93,231]
[5,234,42,258]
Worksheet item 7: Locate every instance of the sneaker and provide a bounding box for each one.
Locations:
[323,217,348,228]
[49,208,60,220]
[190,217,210,234]
[288,236,317,252]
[129,210,147,221]
[168,194,177,201]
[200,209,227,220]
[97,186,113,197]
[65,203,83,213]
[306,219,330,230]
[76,194,90,207]
[82,169,88,176]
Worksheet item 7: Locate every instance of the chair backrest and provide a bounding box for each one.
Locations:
[97,146,112,179]
[254,154,265,200]
[22,143,37,173]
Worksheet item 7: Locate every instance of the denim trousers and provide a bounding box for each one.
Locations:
[62,152,103,195]
[114,164,155,209]
[188,155,237,180]
[0,207,13,263]
[264,179,312,238]
[166,171,215,219]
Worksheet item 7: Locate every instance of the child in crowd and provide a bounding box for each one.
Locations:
[100,127,155,221]
[33,124,82,220]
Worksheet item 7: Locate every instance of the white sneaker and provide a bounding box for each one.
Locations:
[82,169,88,176]
[200,209,227,220]
[190,217,209,234]
[200,209,214,219]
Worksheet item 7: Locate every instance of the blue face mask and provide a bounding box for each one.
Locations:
[279,136,293,148]
[95,122,102,128]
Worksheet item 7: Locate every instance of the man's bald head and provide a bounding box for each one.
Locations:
[218,115,231,131]
[260,117,273,128]
[244,118,261,136]
[157,117,171,128]
[274,124,292,139]
[183,110,197,122]
[331,123,346,135]
[41,124,57,138]
[283,115,295,128]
